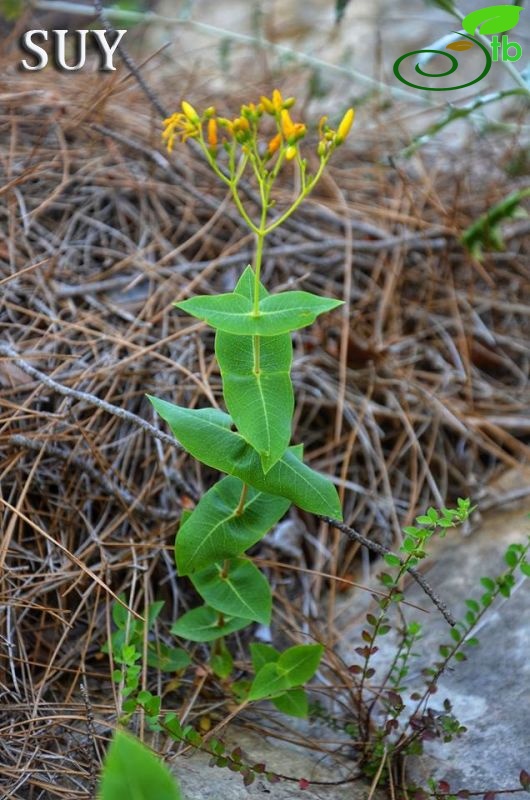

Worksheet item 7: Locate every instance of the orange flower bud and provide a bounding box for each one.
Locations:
[207,118,218,151]
[267,132,282,156]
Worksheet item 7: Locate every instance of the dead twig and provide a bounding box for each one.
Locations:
[319,516,456,626]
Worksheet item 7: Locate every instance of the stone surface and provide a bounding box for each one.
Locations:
[334,490,530,798]
[171,723,384,799]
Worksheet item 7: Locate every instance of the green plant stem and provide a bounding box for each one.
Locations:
[235,483,248,516]
[198,132,258,234]
[251,176,270,376]
[230,161,258,234]
[253,230,265,314]
[263,156,328,236]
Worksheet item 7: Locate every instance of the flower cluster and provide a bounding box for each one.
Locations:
[162,89,354,165]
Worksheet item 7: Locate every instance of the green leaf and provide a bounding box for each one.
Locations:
[211,642,234,679]
[480,576,495,591]
[462,5,523,36]
[175,476,289,575]
[215,266,293,471]
[147,601,165,629]
[250,642,281,672]
[98,729,182,800]
[148,396,342,519]
[216,330,293,472]
[111,594,130,631]
[505,548,519,568]
[248,662,291,700]
[191,558,272,625]
[521,561,530,577]
[384,553,402,568]
[277,643,324,686]
[175,280,343,336]
[170,605,249,642]
[271,687,309,718]
[248,644,324,701]
[147,644,191,672]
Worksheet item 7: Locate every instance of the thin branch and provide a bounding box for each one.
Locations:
[92,0,169,118]
[319,516,456,626]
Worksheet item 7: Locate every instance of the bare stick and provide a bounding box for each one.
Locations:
[319,516,455,626]
[93,0,169,118]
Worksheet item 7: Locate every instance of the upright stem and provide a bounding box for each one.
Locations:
[253,230,265,315]
[235,483,248,516]
[252,180,269,373]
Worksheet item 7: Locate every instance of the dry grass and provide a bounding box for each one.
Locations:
[0,44,529,799]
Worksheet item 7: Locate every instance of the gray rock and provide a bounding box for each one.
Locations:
[171,723,384,800]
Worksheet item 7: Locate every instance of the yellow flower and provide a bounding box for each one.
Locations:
[181,100,200,124]
[285,145,297,160]
[217,117,234,134]
[260,95,275,115]
[280,110,307,144]
[272,88,283,111]
[162,111,201,151]
[280,109,296,140]
[261,89,296,116]
[241,102,261,122]
[335,108,355,145]
[232,116,251,143]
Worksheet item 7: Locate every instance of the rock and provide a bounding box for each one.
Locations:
[171,723,385,799]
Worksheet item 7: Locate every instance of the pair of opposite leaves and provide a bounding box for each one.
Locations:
[173,264,342,472]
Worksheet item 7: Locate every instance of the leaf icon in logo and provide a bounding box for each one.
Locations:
[462,5,523,37]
